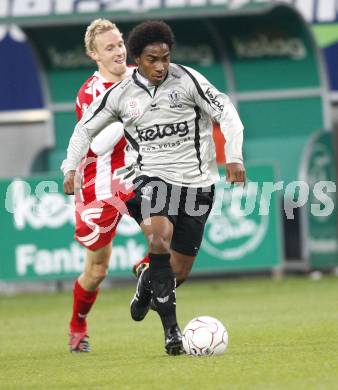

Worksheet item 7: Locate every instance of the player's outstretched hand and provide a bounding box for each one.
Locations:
[63,170,76,195]
[226,162,246,184]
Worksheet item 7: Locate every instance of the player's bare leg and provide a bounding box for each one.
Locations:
[69,243,112,352]
[170,250,195,286]
[78,244,112,290]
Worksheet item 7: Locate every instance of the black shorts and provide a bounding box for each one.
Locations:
[126,175,215,257]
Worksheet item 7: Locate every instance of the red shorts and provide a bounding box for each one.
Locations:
[74,191,134,251]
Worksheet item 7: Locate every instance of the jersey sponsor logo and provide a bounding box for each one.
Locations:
[127,98,142,118]
[140,136,193,152]
[168,89,183,108]
[150,103,160,112]
[136,121,189,142]
[205,87,224,112]
[171,72,181,79]
[120,78,132,90]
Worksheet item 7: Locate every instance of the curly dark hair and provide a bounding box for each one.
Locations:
[127,20,175,59]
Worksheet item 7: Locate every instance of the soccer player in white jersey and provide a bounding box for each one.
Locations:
[65,19,140,353]
[62,21,245,355]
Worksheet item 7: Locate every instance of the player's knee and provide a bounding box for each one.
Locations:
[90,263,109,284]
[149,233,171,253]
[85,247,111,286]
[171,260,193,285]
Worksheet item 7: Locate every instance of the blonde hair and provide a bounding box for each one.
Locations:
[84,18,119,56]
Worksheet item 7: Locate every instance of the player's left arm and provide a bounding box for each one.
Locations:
[61,88,122,194]
[186,67,246,184]
[90,121,124,155]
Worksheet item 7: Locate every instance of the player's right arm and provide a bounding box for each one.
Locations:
[61,86,123,194]
[183,65,245,184]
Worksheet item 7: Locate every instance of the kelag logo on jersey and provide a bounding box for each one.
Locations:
[205,88,224,112]
[136,122,189,142]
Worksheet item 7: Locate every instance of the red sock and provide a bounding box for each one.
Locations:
[133,253,150,271]
[70,280,99,333]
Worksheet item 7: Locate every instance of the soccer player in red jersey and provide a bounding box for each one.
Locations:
[62,19,141,352]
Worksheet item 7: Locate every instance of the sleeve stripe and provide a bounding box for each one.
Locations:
[124,130,143,169]
[84,81,121,125]
[176,64,211,106]
[194,106,203,175]
[177,65,205,175]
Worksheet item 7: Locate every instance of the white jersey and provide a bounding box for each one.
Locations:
[62,64,244,187]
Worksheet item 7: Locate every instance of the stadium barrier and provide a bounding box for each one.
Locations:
[299,131,337,270]
[1,163,283,282]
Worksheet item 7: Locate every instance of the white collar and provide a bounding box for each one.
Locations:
[136,70,155,88]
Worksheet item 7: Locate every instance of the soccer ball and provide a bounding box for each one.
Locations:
[182,316,228,356]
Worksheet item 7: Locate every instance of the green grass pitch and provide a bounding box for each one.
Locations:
[0,276,337,389]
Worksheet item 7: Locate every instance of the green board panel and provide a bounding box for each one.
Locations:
[239,98,323,139]
[53,112,77,150]
[244,137,306,184]
[48,69,95,103]
[197,164,282,272]
[48,150,66,173]
[0,163,282,281]
[303,132,338,269]
[239,98,324,184]
[213,7,320,91]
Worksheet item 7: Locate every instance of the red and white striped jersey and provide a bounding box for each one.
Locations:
[75,69,134,202]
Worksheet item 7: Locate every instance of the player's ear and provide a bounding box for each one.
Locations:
[134,56,140,66]
[89,50,99,62]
